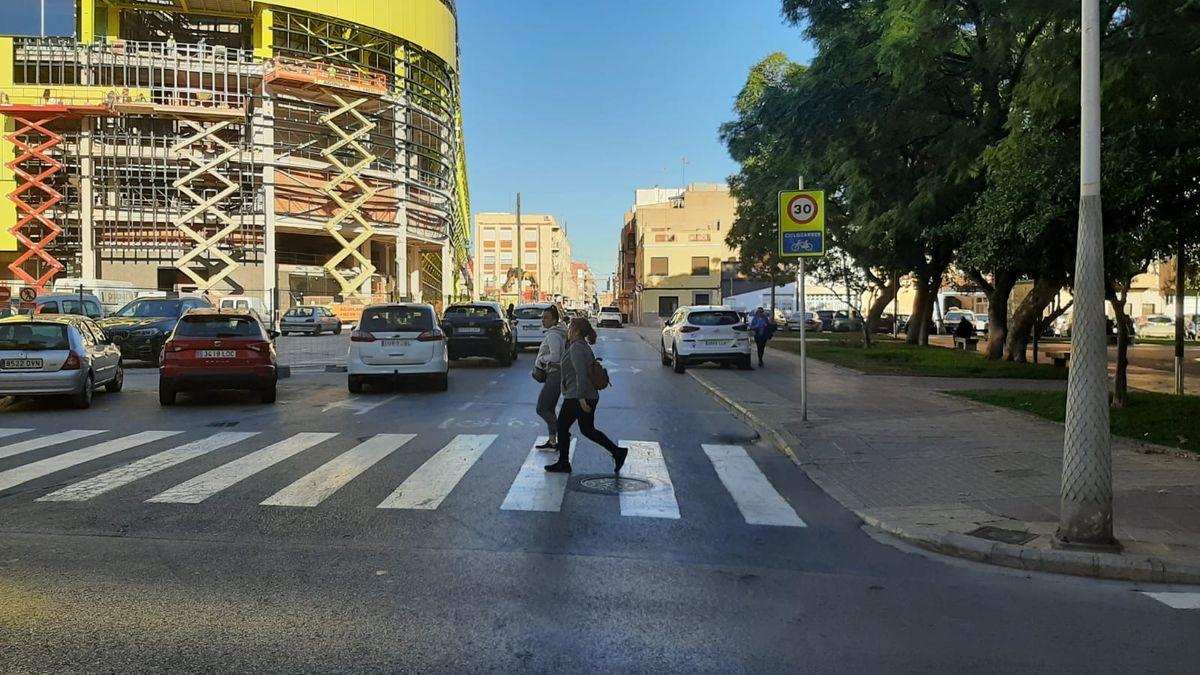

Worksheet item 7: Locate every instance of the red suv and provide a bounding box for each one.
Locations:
[159,309,279,405]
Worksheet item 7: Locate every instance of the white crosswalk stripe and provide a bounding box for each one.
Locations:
[148,432,337,504]
[701,444,806,527]
[0,429,107,461]
[1141,592,1200,610]
[261,434,415,508]
[0,431,181,493]
[378,434,497,510]
[0,428,33,441]
[618,440,680,519]
[501,438,576,512]
[37,432,260,502]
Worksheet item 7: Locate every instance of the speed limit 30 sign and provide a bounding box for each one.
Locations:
[778,189,826,258]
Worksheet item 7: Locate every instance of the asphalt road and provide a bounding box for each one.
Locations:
[1,328,1198,672]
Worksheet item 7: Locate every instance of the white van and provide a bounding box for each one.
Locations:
[217,295,271,328]
[51,278,136,316]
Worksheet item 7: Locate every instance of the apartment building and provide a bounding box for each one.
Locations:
[617,184,738,325]
[474,212,574,305]
[571,262,596,309]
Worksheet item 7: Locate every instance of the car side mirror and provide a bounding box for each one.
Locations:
[268,330,280,340]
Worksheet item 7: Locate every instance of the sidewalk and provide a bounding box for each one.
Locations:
[632,326,1200,583]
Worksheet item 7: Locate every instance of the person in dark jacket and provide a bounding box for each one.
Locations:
[545,317,627,474]
[749,307,774,367]
[954,317,976,339]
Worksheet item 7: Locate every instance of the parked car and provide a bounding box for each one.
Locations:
[512,303,559,350]
[597,305,623,328]
[347,303,447,393]
[875,312,897,334]
[941,309,975,335]
[786,311,823,332]
[972,311,990,335]
[280,305,342,336]
[660,305,752,373]
[99,295,213,365]
[35,293,104,319]
[441,302,516,366]
[159,309,278,406]
[831,310,864,333]
[815,310,835,331]
[50,278,136,316]
[0,314,123,408]
[1137,314,1177,339]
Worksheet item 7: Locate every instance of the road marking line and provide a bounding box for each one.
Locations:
[0,429,107,461]
[377,434,497,510]
[147,432,336,504]
[261,434,415,508]
[500,437,576,512]
[37,432,259,502]
[320,395,398,416]
[700,444,806,527]
[0,431,181,493]
[1141,592,1200,610]
[0,428,32,441]
[618,440,680,519]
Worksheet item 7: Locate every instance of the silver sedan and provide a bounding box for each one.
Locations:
[0,315,124,408]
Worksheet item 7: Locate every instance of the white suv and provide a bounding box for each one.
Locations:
[347,303,448,392]
[511,303,560,351]
[660,306,752,373]
[597,306,623,328]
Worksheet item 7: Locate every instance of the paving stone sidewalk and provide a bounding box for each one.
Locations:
[632,326,1200,583]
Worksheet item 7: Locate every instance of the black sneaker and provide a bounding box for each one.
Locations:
[544,460,572,473]
[536,440,557,451]
[613,447,629,474]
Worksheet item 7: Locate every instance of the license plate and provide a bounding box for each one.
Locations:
[705,340,727,346]
[382,339,410,348]
[198,350,236,358]
[2,358,42,370]
[458,327,483,334]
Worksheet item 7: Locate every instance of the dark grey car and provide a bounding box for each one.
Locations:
[281,306,342,336]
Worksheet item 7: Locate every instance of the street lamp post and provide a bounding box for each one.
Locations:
[1056,0,1115,550]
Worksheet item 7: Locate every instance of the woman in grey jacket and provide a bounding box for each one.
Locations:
[533,305,567,450]
[545,318,627,474]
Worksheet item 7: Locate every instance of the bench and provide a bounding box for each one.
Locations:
[1046,350,1071,368]
[953,336,979,351]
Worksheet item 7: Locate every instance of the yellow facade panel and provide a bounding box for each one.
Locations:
[255,0,458,70]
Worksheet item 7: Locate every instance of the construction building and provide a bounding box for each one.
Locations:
[473,211,575,306]
[616,184,738,325]
[0,0,470,315]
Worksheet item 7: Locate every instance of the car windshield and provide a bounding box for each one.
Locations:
[445,306,498,318]
[514,307,547,320]
[1147,317,1172,324]
[114,299,184,318]
[360,307,433,332]
[688,311,741,326]
[0,323,70,350]
[601,307,619,313]
[175,316,262,338]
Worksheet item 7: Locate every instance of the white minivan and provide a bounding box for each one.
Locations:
[347,303,448,392]
[51,278,136,316]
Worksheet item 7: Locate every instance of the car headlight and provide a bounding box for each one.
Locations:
[132,328,160,337]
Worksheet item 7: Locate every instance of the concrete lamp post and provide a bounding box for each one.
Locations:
[1055,0,1117,551]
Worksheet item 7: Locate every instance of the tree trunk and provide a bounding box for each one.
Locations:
[906,280,931,345]
[985,270,1017,360]
[1005,277,1064,362]
[862,275,898,349]
[1109,291,1131,408]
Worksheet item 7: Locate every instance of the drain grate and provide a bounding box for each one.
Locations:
[967,526,1037,545]
[570,474,654,495]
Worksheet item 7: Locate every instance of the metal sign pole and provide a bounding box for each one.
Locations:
[798,176,807,422]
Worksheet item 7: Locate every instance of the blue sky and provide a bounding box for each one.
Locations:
[10,1,813,286]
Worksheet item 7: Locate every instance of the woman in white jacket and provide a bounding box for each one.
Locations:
[533,305,568,450]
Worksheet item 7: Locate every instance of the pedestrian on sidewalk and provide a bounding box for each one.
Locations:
[533,305,568,451]
[749,307,775,367]
[545,317,628,474]
[954,316,976,339]
[506,303,516,321]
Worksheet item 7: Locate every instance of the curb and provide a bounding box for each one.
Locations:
[633,331,1200,584]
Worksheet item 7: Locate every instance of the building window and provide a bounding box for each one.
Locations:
[694,292,711,305]
[483,254,495,267]
[691,256,709,276]
[499,228,514,242]
[658,296,679,317]
[654,233,676,243]
[500,252,513,267]
[1141,304,1156,316]
[625,233,636,249]
[688,233,710,242]
[524,228,537,242]
[482,228,496,241]
[650,257,668,276]
[626,263,635,278]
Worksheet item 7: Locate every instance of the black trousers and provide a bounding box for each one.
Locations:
[555,397,620,462]
[755,336,768,362]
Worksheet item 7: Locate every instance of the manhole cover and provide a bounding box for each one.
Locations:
[967,526,1037,545]
[571,474,654,495]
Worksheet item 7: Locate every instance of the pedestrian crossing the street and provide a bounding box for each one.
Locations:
[0,427,807,528]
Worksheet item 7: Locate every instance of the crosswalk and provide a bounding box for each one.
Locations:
[0,427,807,528]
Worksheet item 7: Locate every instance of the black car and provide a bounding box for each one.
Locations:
[440,302,516,366]
[815,310,835,331]
[99,295,213,365]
